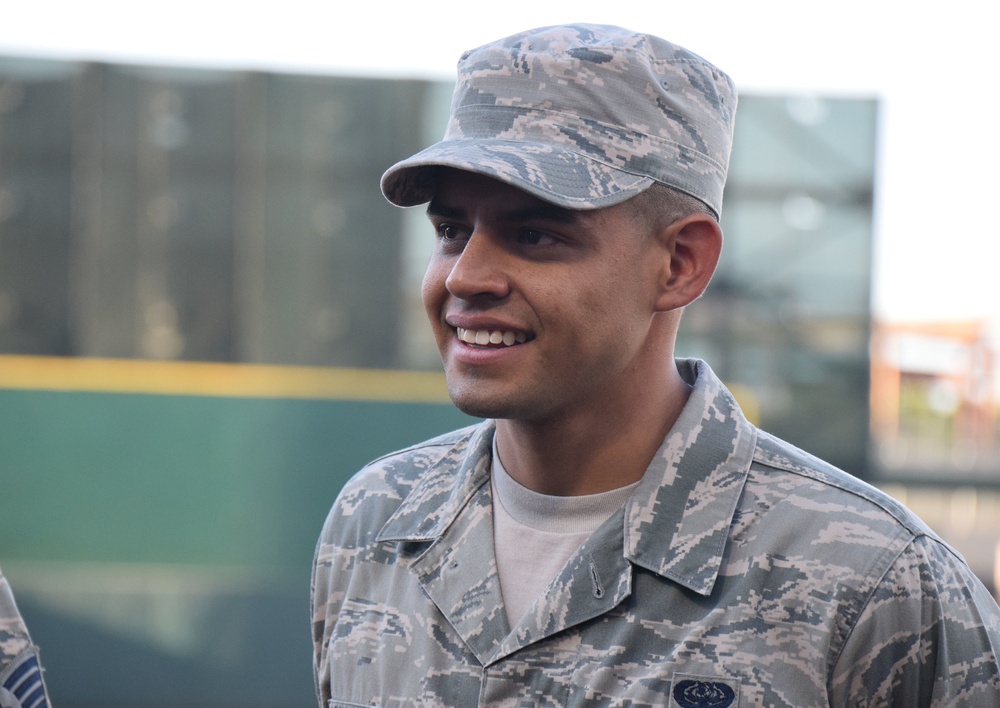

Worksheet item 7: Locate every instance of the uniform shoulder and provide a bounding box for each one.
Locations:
[346,422,480,492]
[365,423,481,469]
[750,429,941,544]
[318,423,481,542]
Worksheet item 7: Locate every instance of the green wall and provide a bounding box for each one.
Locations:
[0,387,474,707]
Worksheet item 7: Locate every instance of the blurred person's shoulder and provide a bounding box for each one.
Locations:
[0,568,34,663]
[0,567,50,707]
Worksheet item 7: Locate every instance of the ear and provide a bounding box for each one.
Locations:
[652,213,722,312]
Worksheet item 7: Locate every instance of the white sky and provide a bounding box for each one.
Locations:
[2,0,997,327]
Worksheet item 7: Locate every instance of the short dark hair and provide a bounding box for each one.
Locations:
[628,183,716,232]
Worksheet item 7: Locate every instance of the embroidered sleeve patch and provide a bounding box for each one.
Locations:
[670,674,738,708]
[0,648,49,708]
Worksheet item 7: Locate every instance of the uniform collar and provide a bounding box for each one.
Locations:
[377,420,495,543]
[623,358,757,596]
[378,359,756,597]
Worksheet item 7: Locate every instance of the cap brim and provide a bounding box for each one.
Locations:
[381,139,654,210]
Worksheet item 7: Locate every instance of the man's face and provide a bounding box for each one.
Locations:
[421,170,665,423]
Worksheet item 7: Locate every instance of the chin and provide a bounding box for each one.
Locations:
[450,395,514,420]
[448,384,527,420]
[448,387,558,423]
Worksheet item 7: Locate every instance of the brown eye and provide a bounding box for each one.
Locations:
[518,230,554,246]
[437,224,461,240]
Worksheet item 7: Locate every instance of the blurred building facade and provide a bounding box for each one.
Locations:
[0,60,428,367]
[872,319,998,479]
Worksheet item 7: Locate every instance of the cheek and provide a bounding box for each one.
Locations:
[576,268,639,322]
[421,259,447,316]
[549,286,626,356]
[572,268,653,347]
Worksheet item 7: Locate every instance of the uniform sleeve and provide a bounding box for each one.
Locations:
[829,534,1000,707]
[311,501,345,708]
[0,567,51,707]
[310,467,402,708]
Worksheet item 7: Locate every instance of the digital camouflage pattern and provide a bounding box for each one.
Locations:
[380,24,737,217]
[0,568,49,708]
[312,359,1000,707]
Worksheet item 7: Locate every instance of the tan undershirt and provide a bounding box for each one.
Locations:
[490,439,639,628]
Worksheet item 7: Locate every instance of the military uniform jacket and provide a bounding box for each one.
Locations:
[312,359,1000,707]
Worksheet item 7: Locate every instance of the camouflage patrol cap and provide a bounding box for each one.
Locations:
[381,24,737,217]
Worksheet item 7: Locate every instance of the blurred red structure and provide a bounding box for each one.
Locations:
[871,320,997,474]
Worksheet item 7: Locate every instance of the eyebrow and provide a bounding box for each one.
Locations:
[426,198,585,226]
[426,199,463,220]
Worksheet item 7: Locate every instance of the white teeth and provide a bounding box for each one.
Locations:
[456,327,527,347]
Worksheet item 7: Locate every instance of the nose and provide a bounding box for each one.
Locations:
[445,231,511,300]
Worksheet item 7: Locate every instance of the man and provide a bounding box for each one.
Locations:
[312,24,1000,706]
[0,567,50,708]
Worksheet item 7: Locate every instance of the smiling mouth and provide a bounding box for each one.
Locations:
[456,327,530,347]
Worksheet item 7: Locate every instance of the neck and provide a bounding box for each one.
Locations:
[495,357,691,496]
